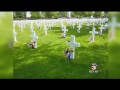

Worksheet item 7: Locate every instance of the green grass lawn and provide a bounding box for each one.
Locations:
[13,22,108,79]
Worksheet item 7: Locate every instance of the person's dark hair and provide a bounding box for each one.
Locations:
[66,48,69,53]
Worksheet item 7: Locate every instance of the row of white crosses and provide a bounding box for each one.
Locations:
[60,18,107,37]
[67,19,105,31]
[13,18,108,44]
[13,20,57,41]
[13,20,54,31]
[14,21,28,32]
[13,18,108,25]
[13,18,108,31]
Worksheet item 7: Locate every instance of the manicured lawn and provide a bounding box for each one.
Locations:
[13,22,108,79]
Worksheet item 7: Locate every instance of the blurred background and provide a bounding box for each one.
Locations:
[108,12,120,78]
[0,12,13,78]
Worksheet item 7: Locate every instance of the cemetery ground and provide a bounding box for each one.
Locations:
[13,22,108,79]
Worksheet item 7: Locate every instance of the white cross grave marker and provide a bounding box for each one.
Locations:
[31,31,38,48]
[61,21,64,30]
[99,24,104,35]
[77,23,82,33]
[13,28,17,42]
[89,27,98,43]
[66,35,80,59]
[43,25,48,35]
[62,26,68,34]
[72,23,75,29]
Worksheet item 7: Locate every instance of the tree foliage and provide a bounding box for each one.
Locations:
[31,12,41,19]
[13,12,26,20]
[13,11,108,20]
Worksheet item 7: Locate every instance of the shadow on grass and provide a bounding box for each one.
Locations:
[14,41,108,79]
[13,23,108,79]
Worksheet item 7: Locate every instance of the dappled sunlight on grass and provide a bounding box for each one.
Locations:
[13,22,108,79]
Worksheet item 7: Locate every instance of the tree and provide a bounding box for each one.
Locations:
[40,12,45,19]
[71,12,80,18]
[44,12,61,19]
[50,12,58,18]
[87,12,94,17]
[59,12,67,18]
[31,12,40,19]
[93,12,103,18]
[13,12,26,20]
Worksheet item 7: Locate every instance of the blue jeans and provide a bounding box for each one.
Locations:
[67,55,70,62]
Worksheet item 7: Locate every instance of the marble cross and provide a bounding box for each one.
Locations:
[43,25,48,35]
[13,28,17,42]
[66,35,80,59]
[77,23,82,33]
[89,27,98,42]
[62,26,68,34]
[31,31,38,48]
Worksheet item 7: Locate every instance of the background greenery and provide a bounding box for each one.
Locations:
[13,11,108,20]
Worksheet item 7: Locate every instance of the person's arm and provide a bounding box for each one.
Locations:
[67,52,69,57]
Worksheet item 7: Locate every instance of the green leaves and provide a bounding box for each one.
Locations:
[31,12,40,19]
[13,11,108,20]
[13,12,26,20]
